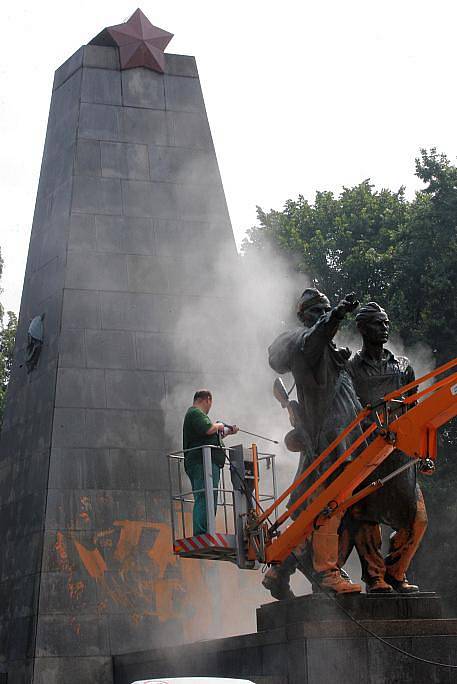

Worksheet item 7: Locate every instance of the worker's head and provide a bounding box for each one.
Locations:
[297,287,331,326]
[355,302,390,345]
[193,389,213,414]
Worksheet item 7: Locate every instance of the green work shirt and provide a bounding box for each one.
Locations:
[182,406,225,468]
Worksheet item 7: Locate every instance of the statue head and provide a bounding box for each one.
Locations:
[297,288,331,326]
[355,302,390,345]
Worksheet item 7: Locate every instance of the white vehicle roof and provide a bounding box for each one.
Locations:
[131,679,254,684]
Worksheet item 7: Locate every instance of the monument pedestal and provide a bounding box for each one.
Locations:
[114,593,457,684]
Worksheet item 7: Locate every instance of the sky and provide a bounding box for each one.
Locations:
[1,0,457,314]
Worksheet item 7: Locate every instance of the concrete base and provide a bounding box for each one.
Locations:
[113,593,457,684]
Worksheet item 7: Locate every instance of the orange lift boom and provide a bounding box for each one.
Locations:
[246,357,457,566]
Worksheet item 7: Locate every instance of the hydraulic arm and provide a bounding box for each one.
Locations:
[246,358,457,566]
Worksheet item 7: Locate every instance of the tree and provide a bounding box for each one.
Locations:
[0,249,17,430]
[242,148,457,360]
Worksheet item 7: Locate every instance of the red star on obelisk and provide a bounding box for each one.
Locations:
[90,8,173,73]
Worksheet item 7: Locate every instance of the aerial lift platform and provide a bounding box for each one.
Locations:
[167,358,457,569]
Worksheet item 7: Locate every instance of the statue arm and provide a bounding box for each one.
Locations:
[301,293,358,358]
[300,309,343,357]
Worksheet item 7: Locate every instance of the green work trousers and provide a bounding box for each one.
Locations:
[185,461,221,536]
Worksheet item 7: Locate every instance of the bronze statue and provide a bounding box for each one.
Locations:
[339,302,428,593]
[26,313,44,373]
[263,288,363,598]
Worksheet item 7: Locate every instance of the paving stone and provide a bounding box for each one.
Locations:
[101,141,149,180]
[122,68,166,109]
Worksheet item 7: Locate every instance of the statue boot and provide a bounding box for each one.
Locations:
[384,574,419,594]
[312,518,361,594]
[366,578,394,593]
[262,540,317,600]
[262,557,297,601]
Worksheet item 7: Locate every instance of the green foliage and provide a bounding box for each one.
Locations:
[243,148,457,364]
[243,148,457,595]
[0,248,17,430]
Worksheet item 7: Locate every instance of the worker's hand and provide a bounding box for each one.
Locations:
[214,422,225,432]
[418,458,435,476]
[335,292,359,318]
[230,424,240,435]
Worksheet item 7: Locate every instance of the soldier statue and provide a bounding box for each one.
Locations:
[339,302,428,593]
[262,287,363,598]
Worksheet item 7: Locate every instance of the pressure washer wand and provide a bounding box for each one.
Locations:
[238,428,279,445]
[221,423,279,445]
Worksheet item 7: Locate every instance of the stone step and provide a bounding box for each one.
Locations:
[257,592,442,631]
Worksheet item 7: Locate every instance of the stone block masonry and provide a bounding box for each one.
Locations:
[0,37,259,683]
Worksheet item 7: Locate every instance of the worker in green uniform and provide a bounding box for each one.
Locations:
[183,389,239,535]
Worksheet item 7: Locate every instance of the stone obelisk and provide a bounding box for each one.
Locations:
[0,10,256,683]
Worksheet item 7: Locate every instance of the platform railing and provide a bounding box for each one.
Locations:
[166,443,277,566]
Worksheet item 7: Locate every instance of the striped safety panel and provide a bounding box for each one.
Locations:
[174,532,232,553]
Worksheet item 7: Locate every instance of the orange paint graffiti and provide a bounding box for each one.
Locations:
[73,540,107,579]
[55,515,217,636]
